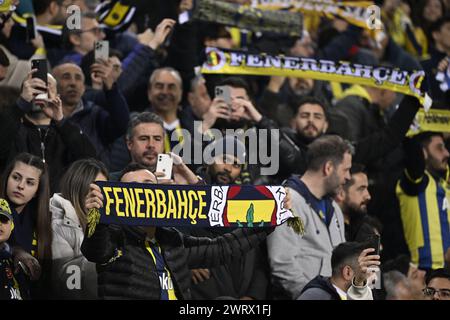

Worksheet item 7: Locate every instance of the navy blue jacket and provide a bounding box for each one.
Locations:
[70,83,130,167]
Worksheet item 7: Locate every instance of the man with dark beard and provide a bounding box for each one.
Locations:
[0,71,96,193]
[396,132,450,272]
[335,163,380,243]
[267,135,352,299]
[182,136,271,300]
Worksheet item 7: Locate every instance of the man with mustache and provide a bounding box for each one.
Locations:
[110,111,197,185]
[267,135,352,299]
[335,163,381,243]
[396,131,450,272]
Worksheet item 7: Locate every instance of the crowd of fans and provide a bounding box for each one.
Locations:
[0,0,450,300]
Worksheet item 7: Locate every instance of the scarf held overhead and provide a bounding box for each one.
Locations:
[201,47,432,110]
[252,0,377,30]
[191,0,303,36]
[86,182,293,236]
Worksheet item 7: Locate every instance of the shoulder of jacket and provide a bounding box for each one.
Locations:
[50,194,82,229]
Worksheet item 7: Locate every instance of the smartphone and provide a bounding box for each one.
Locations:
[25,16,37,42]
[215,85,232,114]
[162,25,175,47]
[367,234,381,256]
[94,40,109,62]
[156,154,173,180]
[31,59,48,100]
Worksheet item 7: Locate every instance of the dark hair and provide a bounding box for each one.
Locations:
[382,254,411,275]
[306,135,353,172]
[126,112,164,140]
[219,76,252,99]
[119,162,156,180]
[62,12,98,50]
[365,215,383,234]
[413,131,444,149]
[291,95,330,121]
[412,0,446,26]
[60,159,109,230]
[430,14,450,34]
[426,268,450,285]
[32,0,66,16]
[201,23,232,41]
[0,47,10,67]
[343,163,366,191]
[331,242,366,277]
[0,153,51,262]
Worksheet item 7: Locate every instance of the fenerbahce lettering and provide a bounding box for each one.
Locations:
[201,47,432,110]
[86,182,292,236]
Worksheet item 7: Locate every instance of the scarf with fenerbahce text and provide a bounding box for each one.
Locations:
[86,181,295,238]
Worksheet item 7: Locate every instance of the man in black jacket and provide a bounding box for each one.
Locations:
[185,136,270,300]
[0,70,96,193]
[82,163,274,300]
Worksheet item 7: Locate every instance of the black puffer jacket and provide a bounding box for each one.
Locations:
[81,224,272,300]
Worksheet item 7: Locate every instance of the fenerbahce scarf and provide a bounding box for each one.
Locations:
[86,182,297,238]
[191,0,303,36]
[201,47,433,110]
[252,0,376,30]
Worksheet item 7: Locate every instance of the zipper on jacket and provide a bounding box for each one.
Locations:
[37,127,49,163]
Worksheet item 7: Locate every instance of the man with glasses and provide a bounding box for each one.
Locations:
[423,268,450,300]
[60,12,105,65]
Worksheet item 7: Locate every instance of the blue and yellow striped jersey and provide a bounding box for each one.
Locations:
[396,170,450,270]
[145,240,177,300]
[164,121,184,153]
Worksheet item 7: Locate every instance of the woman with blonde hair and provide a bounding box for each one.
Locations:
[50,158,108,299]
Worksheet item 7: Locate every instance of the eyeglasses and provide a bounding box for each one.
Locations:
[79,27,103,35]
[423,287,450,299]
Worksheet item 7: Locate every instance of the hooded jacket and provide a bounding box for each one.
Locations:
[50,194,97,299]
[267,175,346,300]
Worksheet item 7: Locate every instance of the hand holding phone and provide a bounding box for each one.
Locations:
[26,16,37,43]
[156,154,173,180]
[31,59,48,101]
[94,41,109,62]
[215,85,232,114]
[367,234,381,256]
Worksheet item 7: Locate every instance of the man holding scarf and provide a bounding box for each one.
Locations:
[81,162,282,300]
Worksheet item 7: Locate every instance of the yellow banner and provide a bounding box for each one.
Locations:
[252,0,377,29]
[408,109,450,136]
[201,47,432,109]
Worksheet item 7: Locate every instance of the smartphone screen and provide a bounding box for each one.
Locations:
[31,59,48,100]
[367,234,381,256]
[26,16,37,42]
